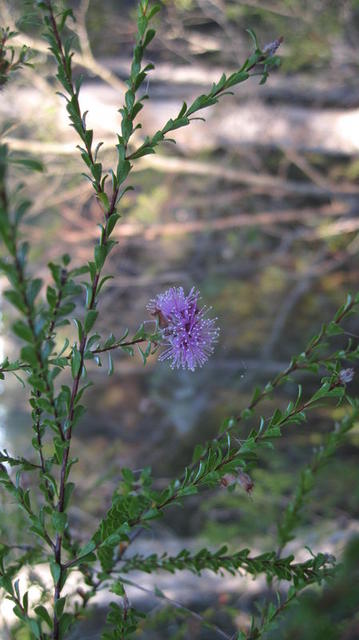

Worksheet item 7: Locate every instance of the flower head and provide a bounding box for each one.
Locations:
[339,368,355,385]
[147,287,219,371]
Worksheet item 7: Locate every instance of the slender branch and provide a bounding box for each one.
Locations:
[132,379,349,533]
[245,590,297,640]
[0,362,29,373]
[12,222,65,442]
[67,374,351,580]
[42,3,121,635]
[52,210,118,634]
[0,172,65,512]
[10,29,128,95]
[117,547,335,584]
[71,529,143,609]
[46,268,68,341]
[120,576,233,640]
[180,295,358,474]
[0,463,54,550]
[33,391,54,502]
[91,336,151,355]
[69,299,357,599]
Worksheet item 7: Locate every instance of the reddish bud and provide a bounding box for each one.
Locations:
[220,473,237,488]
[220,470,254,494]
[237,470,254,494]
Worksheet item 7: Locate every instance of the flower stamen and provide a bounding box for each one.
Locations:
[147,287,219,371]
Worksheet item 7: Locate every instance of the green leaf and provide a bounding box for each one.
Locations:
[120,345,134,356]
[73,318,83,342]
[27,278,43,305]
[58,8,75,31]
[59,613,73,636]
[20,345,38,367]
[143,28,156,49]
[122,467,134,484]
[84,309,98,333]
[52,511,67,534]
[108,352,114,376]
[63,482,75,510]
[98,191,109,210]
[132,322,146,341]
[54,595,66,618]
[50,561,61,584]
[35,605,53,629]
[9,156,44,172]
[73,540,97,565]
[162,116,189,133]
[106,213,121,236]
[94,244,107,270]
[12,604,25,621]
[71,346,82,379]
[142,508,160,521]
[226,71,249,89]
[28,619,42,639]
[154,585,165,598]
[192,444,204,464]
[98,275,113,295]
[129,145,155,160]
[246,28,260,51]
[12,320,33,343]
[15,200,32,224]
[3,290,26,313]
[46,285,57,307]
[111,580,125,596]
[148,4,161,20]
[263,425,281,438]
[186,97,216,117]
[70,265,89,277]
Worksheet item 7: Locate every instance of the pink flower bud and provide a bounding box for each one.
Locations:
[237,470,254,494]
[220,470,254,494]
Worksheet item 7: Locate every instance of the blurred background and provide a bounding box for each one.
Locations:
[0,0,359,637]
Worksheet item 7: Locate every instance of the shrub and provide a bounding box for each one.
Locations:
[0,2,358,639]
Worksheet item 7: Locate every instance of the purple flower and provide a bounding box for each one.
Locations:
[339,368,355,385]
[147,287,219,371]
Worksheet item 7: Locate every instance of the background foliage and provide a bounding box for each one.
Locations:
[0,0,358,638]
